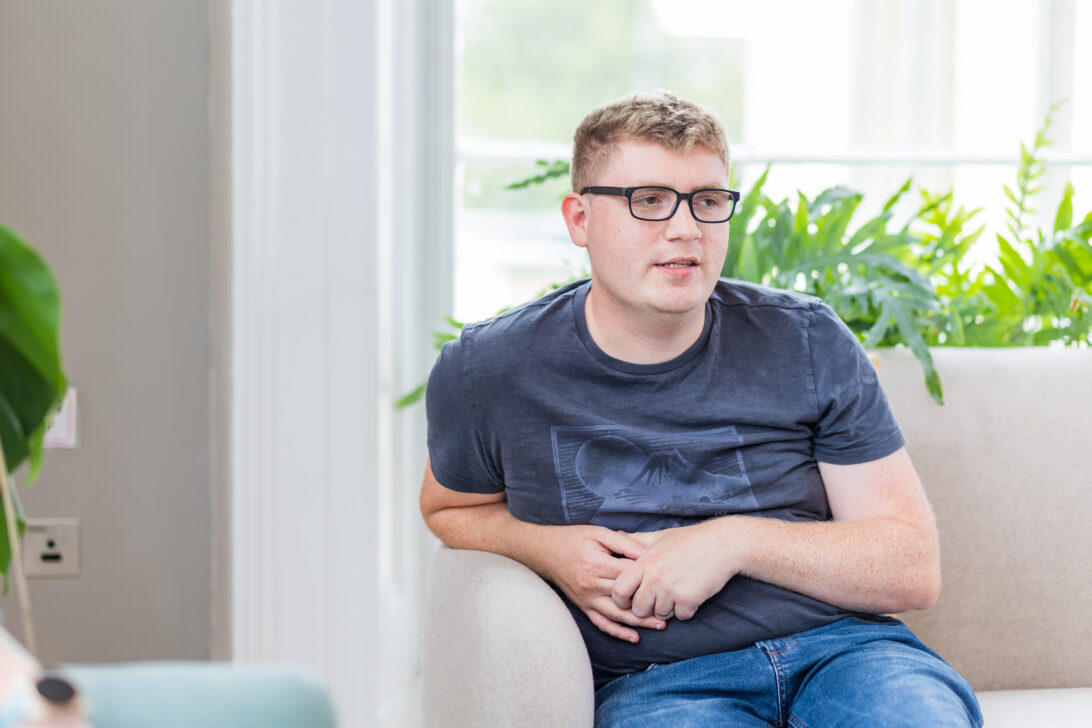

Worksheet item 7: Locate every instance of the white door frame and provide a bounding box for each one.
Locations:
[210,1,453,725]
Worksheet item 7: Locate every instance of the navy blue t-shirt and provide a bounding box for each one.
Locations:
[426,278,905,687]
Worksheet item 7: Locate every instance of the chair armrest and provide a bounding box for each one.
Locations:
[422,547,594,728]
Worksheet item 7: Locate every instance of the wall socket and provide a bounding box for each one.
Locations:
[22,518,81,578]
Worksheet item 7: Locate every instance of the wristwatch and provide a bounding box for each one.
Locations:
[0,673,82,727]
[36,675,78,708]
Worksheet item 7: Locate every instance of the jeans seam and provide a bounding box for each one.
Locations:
[786,716,811,728]
[759,643,788,727]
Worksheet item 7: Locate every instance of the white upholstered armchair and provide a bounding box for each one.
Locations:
[422,348,1092,727]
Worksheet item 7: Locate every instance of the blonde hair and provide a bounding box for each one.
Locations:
[570,91,730,192]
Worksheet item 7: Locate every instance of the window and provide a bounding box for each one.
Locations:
[454,0,1092,323]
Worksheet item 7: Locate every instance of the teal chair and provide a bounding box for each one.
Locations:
[63,662,337,728]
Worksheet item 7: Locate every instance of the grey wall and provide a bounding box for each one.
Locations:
[0,0,211,662]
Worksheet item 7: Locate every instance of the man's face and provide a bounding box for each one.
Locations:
[563,139,731,325]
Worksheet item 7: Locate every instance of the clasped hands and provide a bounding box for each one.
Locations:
[547,519,743,644]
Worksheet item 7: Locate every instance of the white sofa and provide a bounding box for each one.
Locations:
[422,348,1092,727]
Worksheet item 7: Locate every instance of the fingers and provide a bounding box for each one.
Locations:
[562,574,609,597]
[583,597,667,643]
[628,530,658,547]
[596,528,648,561]
[611,562,643,610]
[598,598,666,631]
[632,582,697,621]
[674,602,698,621]
[652,597,675,621]
[585,610,640,644]
[630,581,657,618]
[554,531,634,599]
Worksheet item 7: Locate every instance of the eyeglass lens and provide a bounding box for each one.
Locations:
[629,187,735,222]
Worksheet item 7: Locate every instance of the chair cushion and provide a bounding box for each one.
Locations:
[977,688,1092,728]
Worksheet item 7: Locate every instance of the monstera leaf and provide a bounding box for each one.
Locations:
[0,224,66,584]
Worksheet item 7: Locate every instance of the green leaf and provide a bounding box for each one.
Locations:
[847,214,892,251]
[505,159,570,190]
[725,166,771,278]
[812,193,860,254]
[882,177,913,214]
[792,192,811,237]
[0,223,67,587]
[0,227,64,386]
[863,313,890,348]
[996,235,1031,289]
[395,382,427,410]
[980,265,1022,312]
[430,316,466,350]
[1054,181,1075,234]
[811,186,861,216]
[1052,246,1087,285]
[0,225,67,479]
[888,301,943,404]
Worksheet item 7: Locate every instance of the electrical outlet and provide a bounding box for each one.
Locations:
[22,518,81,578]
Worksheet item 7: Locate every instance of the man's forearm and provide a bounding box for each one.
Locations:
[729,447,941,615]
[424,501,559,579]
[721,514,940,613]
[619,513,940,621]
[616,449,943,620]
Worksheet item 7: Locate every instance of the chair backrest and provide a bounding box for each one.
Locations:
[878,348,1092,691]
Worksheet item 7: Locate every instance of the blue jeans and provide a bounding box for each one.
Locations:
[594,617,982,728]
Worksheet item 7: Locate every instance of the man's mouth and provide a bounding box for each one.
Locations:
[656,260,698,268]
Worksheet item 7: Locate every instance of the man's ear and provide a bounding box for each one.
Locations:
[561,192,590,249]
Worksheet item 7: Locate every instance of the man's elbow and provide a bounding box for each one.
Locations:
[418,468,508,550]
[900,560,942,612]
[418,489,439,529]
[419,495,458,545]
[897,518,942,611]
[420,507,443,541]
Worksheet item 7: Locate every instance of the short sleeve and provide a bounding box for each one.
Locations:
[807,303,905,464]
[425,336,505,494]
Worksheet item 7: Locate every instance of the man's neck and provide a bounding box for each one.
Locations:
[584,287,707,365]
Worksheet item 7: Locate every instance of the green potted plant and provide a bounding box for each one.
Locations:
[0,222,67,653]
[402,107,1091,408]
[913,105,1092,348]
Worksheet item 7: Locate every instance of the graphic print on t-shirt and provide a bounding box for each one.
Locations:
[551,424,756,528]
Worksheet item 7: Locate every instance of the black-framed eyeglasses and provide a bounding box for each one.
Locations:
[580,186,740,223]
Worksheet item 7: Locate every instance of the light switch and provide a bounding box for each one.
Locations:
[44,387,77,449]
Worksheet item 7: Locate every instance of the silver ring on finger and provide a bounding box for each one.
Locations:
[654,609,673,619]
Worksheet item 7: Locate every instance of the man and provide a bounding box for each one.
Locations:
[420,91,981,727]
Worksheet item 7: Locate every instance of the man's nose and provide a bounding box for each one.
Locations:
[665,199,702,240]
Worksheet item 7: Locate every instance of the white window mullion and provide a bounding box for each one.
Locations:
[1040,0,1077,227]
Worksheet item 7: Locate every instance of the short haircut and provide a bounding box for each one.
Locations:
[570,91,730,192]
